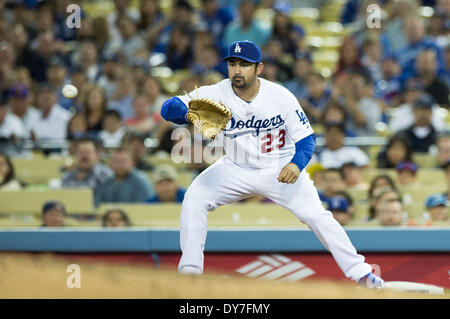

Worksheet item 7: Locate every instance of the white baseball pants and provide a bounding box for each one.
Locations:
[178,156,372,281]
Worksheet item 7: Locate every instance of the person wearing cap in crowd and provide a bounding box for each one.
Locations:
[28,83,71,142]
[396,161,418,187]
[41,201,67,227]
[146,164,186,203]
[395,94,439,153]
[342,161,369,190]
[317,122,370,169]
[389,78,444,134]
[223,0,270,47]
[7,83,39,135]
[422,193,449,225]
[325,196,353,226]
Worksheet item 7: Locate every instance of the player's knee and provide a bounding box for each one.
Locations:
[182,187,211,210]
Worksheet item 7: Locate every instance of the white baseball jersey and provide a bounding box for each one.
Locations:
[178,78,314,169]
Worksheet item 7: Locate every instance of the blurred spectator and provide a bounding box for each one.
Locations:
[122,132,154,172]
[197,0,234,51]
[374,55,402,107]
[436,132,450,168]
[321,102,355,137]
[152,0,195,54]
[82,85,108,134]
[306,162,325,190]
[146,164,186,203]
[0,152,22,190]
[70,68,90,111]
[383,0,417,53]
[102,208,131,227]
[284,52,312,100]
[428,8,449,49]
[96,148,154,204]
[66,113,88,141]
[396,94,438,153]
[0,91,28,140]
[75,41,101,83]
[97,53,120,100]
[318,168,345,202]
[415,49,449,107]
[137,0,165,35]
[361,33,384,83]
[334,36,362,82]
[141,75,168,120]
[62,138,113,198]
[191,43,227,77]
[395,161,418,187]
[270,0,306,56]
[223,0,270,47]
[377,136,413,169]
[396,14,444,81]
[299,73,332,123]
[26,30,65,83]
[375,200,405,226]
[10,23,32,68]
[341,69,382,137]
[389,78,445,134]
[260,56,280,83]
[41,201,66,227]
[29,84,71,141]
[341,161,368,189]
[317,123,370,168]
[166,26,194,70]
[99,110,126,147]
[104,15,146,64]
[326,195,353,226]
[46,56,72,111]
[108,72,135,121]
[126,93,158,135]
[262,37,293,82]
[107,0,140,42]
[368,175,399,219]
[422,193,449,224]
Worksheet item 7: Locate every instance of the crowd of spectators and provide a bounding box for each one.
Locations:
[0,0,449,227]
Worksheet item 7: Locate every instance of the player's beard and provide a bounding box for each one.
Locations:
[231,74,257,90]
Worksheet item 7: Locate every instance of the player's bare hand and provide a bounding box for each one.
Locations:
[277,163,300,184]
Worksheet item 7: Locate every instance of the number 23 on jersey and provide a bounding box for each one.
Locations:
[261,129,286,153]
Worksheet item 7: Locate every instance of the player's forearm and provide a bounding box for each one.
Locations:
[290,134,316,171]
[161,97,190,125]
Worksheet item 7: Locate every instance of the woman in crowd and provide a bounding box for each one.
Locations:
[377,136,413,168]
[82,85,108,134]
[0,152,22,191]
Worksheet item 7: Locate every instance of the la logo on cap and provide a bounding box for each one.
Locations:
[234,43,241,53]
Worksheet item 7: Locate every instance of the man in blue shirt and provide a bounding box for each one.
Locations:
[223,0,270,47]
[396,15,444,82]
[146,165,186,203]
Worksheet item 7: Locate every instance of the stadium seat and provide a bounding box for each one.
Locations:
[97,203,304,227]
[13,157,67,185]
[0,189,95,215]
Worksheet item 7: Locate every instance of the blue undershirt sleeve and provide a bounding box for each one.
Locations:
[161,96,190,125]
[290,133,316,171]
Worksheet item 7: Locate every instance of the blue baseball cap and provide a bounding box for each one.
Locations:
[326,196,349,213]
[223,40,262,63]
[396,161,418,173]
[425,194,447,208]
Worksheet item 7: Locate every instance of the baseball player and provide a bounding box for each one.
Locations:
[160,40,384,288]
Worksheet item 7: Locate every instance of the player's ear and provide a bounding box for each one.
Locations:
[256,62,263,75]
